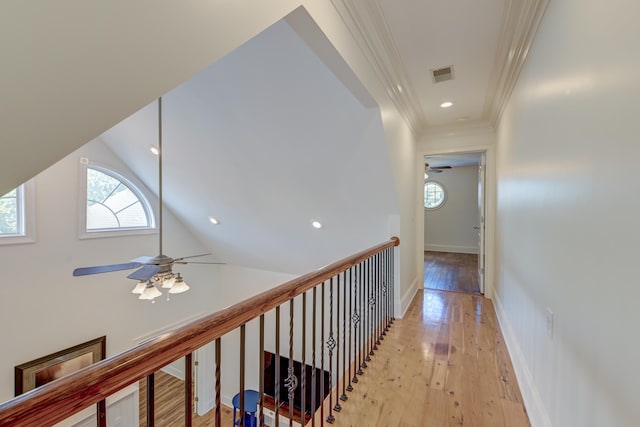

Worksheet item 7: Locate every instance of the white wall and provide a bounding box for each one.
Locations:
[494,0,640,425]
[424,165,479,254]
[0,140,295,404]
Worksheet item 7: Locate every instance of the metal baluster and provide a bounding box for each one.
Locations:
[275,307,281,427]
[312,287,317,427]
[382,249,388,335]
[240,325,246,427]
[376,253,382,347]
[373,254,379,351]
[347,266,355,391]
[97,399,106,427]
[215,338,221,427]
[326,277,336,423]
[259,315,265,427]
[365,257,372,363]
[359,260,367,371]
[353,263,362,380]
[333,273,342,413]
[391,247,396,322]
[301,292,307,425]
[321,282,325,427]
[286,300,298,427]
[185,353,193,426]
[341,269,349,399]
[369,255,376,357]
[146,373,155,427]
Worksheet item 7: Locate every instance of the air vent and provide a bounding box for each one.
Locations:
[431,66,454,83]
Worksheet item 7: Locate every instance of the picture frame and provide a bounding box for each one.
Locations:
[15,336,106,396]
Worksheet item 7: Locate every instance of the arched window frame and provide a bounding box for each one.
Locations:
[0,180,36,245]
[79,158,156,239]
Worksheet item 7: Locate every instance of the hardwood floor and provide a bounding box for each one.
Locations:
[139,371,234,426]
[329,289,529,427]
[139,289,529,426]
[424,251,481,294]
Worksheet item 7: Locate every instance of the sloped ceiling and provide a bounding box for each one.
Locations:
[100,18,398,274]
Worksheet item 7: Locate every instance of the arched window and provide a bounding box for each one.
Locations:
[424,181,446,209]
[81,163,155,235]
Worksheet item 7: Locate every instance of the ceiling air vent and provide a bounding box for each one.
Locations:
[431,66,454,83]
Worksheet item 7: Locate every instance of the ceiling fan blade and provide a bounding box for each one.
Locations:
[130,256,157,264]
[127,265,162,281]
[173,253,212,262]
[429,169,443,173]
[175,261,226,265]
[431,166,452,169]
[73,262,142,277]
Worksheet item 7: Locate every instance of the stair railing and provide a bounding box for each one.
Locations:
[0,237,399,427]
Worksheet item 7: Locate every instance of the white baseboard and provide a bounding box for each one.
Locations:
[424,244,478,254]
[397,277,420,319]
[162,364,185,381]
[493,295,552,427]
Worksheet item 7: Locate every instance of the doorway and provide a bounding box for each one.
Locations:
[422,152,486,294]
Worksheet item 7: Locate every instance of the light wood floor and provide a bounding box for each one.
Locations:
[424,251,481,294]
[140,289,529,426]
[328,289,529,427]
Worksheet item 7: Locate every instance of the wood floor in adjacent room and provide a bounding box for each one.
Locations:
[141,290,529,427]
[424,251,481,294]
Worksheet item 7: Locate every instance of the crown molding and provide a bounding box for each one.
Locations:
[484,0,550,126]
[331,0,426,136]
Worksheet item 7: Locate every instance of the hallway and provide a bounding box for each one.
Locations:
[332,289,529,426]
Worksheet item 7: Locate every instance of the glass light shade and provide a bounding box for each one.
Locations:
[139,284,162,300]
[169,275,190,294]
[131,281,147,294]
[161,274,176,289]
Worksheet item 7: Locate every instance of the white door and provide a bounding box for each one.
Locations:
[477,154,486,294]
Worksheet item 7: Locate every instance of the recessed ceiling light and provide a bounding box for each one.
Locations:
[150,146,160,155]
[311,221,323,229]
[440,101,453,108]
[208,217,220,225]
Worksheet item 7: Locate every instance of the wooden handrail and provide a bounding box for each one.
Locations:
[0,237,399,427]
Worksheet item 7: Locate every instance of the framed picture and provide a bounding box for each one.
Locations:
[15,336,106,396]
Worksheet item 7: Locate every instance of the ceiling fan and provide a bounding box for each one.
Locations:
[73,97,223,301]
[424,162,451,179]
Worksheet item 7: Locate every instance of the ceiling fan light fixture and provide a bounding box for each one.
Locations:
[139,283,162,300]
[440,101,453,108]
[131,280,147,294]
[169,274,189,294]
[161,274,176,289]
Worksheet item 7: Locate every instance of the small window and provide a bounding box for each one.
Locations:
[0,186,22,236]
[0,182,35,245]
[81,162,155,237]
[424,181,446,209]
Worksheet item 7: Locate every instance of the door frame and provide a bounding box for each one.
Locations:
[418,144,496,299]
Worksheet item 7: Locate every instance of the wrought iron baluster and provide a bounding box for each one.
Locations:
[240,324,246,427]
[286,300,298,427]
[365,257,373,362]
[215,338,221,427]
[275,306,280,427]
[333,273,342,412]
[259,315,265,427]
[359,260,367,371]
[301,292,307,425]
[326,277,336,423]
[391,247,396,322]
[312,287,317,427]
[185,353,193,426]
[146,373,155,427]
[347,266,354,391]
[376,253,382,347]
[353,263,362,380]
[321,282,325,427]
[341,269,349,399]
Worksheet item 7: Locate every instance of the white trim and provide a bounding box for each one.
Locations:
[493,295,552,427]
[0,180,36,245]
[397,277,419,319]
[424,244,478,254]
[485,0,550,126]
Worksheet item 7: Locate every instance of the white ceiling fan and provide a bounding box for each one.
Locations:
[73,98,223,302]
[424,162,451,179]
